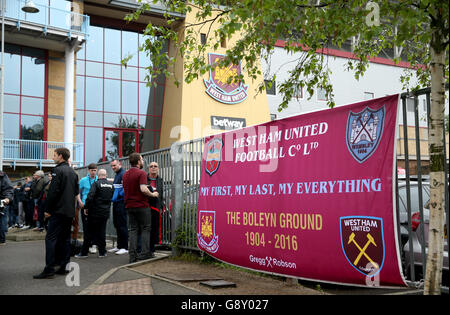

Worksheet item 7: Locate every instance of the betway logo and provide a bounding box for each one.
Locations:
[211,116,246,130]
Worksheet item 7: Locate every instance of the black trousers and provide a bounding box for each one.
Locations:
[45,214,73,273]
[112,202,128,250]
[80,216,107,256]
[150,208,160,253]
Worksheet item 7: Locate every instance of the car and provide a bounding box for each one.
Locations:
[403,206,449,287]
[397,181,430,247]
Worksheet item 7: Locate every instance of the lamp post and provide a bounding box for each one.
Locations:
[0,0,39,171]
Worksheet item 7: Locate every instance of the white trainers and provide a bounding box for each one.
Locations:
[115,248,128,255]
[89,245,97,254]
[108,247,119,253]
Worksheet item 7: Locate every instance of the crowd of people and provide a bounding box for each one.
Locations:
[0,148,165,279]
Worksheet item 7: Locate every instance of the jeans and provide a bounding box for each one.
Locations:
[127,207,151,263]
[113,202,128,250]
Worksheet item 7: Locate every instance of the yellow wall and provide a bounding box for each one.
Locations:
[160,7,270,148]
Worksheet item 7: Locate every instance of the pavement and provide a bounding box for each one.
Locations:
[1,228,203,295]
[1,228,429,296]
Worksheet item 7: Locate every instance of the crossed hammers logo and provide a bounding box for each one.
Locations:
[347,232,379,270]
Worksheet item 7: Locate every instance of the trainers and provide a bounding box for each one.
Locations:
[89,245,97,254]
[98,253,107,258]
[115,248,128,255]
[74,254,88,259]
[108,247,119,253]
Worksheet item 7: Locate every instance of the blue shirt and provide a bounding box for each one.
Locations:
[79,175,98,204]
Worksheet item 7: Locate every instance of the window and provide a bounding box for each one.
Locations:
[3,43,46,141]
[265,80,276,95]
[76,26,168,164]
[201,33,207,45]
[364,92,374,100]
[317,87,327,101]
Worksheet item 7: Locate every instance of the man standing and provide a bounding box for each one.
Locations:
[108,159,128,255]
[75,169,113,258]
[0,171,13,245]
[147,161,164,256]
[76,163,98,254]
[34,148,79,279]
[122,153,158,263]
[31,170,46,232]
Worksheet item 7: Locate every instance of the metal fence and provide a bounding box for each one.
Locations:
[4,139,84,167]
[72,88,448,289]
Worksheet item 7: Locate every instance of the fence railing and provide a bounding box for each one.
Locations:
[3,138,84,166]
[4,0,89,37]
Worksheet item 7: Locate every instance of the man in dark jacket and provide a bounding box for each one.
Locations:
[76,169,113,258]
[34,148,79,279]
[147,161,164,255]
[0,171,14,245]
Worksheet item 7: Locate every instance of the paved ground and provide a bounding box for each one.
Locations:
[0,230,203,295]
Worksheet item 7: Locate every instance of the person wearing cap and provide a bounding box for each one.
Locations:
[31,170,46,232]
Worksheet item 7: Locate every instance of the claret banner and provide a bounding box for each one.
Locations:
[197,94,407,287]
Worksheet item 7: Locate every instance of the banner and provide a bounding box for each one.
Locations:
[197,94,406,287]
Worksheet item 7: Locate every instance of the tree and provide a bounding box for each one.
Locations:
[128,0,449,294]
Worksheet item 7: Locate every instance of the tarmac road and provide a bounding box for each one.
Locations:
[0,240,129,295]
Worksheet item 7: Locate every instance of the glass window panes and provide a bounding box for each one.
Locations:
[104,28,121,64]
[104,63,121,79]
[4,114,19,139]
[76,110,85,126]
[85,111,103,127]
[104,79,121,112]
[85,77,103,111]
[4,94,20,113]
[76,76,85,109]
[76,59,85,76]
[122,65,138,81]
[86,26,104,61]
[86,61,103,77]
[76,26,167,164]
[122,81,138,114]
[104,113,121,128]
[122,31,138,67]
[20,115,43,140]
[139,83,151,115]
[4,51,20,94]
[85,127,103,163]
[21,97,44,116]
[21,56,45,97]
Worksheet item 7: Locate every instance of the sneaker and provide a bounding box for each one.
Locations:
[74,254,88,259]
[98,253,107,258]
[108,247,119,253]
[21,225,30,230]
[115,248,128,255]
[89,245,97,254]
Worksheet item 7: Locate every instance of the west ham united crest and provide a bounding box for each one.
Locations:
[205,138,223,176]
[340,216,385,277]
[204,53,248,104]
[197,211,219,253]
[346,106,385,163]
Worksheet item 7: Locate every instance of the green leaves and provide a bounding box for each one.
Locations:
[125,0,448,110]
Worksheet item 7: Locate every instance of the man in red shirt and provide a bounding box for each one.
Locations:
[122,153,158,263]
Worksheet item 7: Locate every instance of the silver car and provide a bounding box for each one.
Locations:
[403,206,449,286]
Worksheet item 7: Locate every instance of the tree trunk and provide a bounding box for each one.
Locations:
[424,44,446,295]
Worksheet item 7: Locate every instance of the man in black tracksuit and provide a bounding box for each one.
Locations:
[77,169,113,258]
[34,148,79,279]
